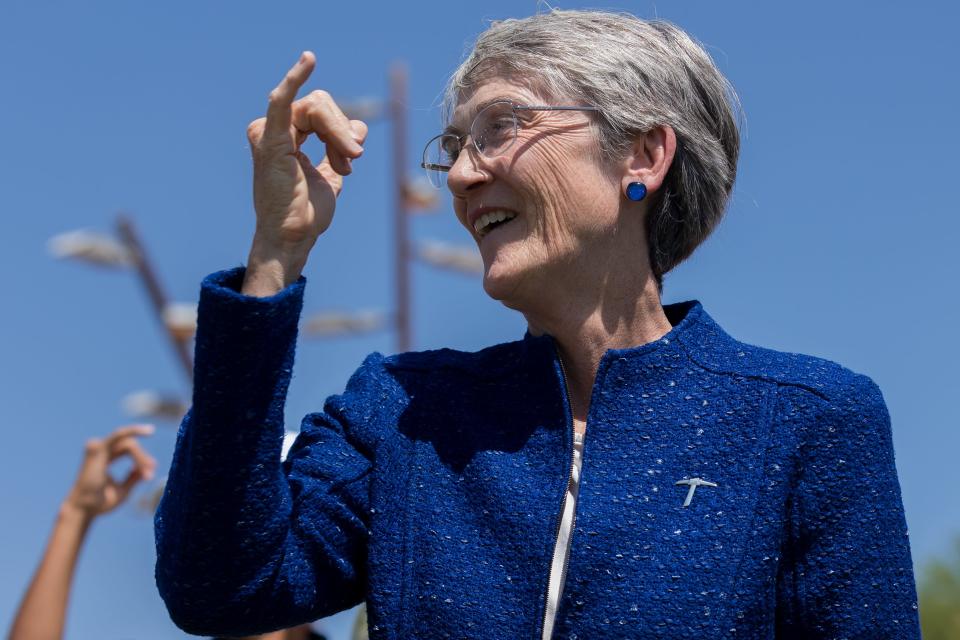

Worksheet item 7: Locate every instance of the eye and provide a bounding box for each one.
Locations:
[486,115,513,133]
[476,110,515,153]
[441,136,461,161]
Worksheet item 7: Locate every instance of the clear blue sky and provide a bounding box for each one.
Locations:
[1,1,957,638]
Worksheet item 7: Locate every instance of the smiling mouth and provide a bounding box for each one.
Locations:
[474,210,519,238]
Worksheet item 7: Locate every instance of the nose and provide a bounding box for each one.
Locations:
[446,145,492,198]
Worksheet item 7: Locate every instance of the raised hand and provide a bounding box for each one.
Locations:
[243,51,369,296]
[64,424,157,518]
[9,425,158,640]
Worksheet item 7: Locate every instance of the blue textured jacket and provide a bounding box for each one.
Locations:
[155,267,921,639]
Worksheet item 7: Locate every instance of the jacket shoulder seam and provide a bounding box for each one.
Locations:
[676,340,832,400]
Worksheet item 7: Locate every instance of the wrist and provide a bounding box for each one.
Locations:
[249,231,314,267]
[242,255,303,297]
[243,238,311,297]
[58,500,96,529]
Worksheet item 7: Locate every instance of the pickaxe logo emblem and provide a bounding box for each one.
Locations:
[674,477,718,507]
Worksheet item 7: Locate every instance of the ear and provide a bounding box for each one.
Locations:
[621,125,677,197]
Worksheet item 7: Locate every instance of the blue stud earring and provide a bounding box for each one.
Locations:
[626,182,647,202]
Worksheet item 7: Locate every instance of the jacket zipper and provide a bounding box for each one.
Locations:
[539,349,581,640]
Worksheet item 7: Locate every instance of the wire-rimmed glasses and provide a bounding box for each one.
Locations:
[420,100,600,188]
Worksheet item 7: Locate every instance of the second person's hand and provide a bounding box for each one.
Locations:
[63,424,157,520]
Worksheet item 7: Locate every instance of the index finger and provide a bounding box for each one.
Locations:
[109,438,158,480]
[264,51,317,138]
[102,423,155,449]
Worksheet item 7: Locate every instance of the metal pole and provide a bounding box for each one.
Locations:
[115,214,194,383]
[390,62,411,353]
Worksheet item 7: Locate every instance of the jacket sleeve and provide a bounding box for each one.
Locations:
[775,374,921,638]
[154,267,379,637]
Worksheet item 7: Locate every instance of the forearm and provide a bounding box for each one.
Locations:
[159,264,301,524]
[173,267,304,497]
[9,503,93,640]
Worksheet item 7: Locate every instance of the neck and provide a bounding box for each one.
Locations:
[523,270,671,422]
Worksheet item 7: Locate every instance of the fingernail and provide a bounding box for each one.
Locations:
[298,51,307,64]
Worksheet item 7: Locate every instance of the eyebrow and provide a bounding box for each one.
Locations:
[443,95,518,136]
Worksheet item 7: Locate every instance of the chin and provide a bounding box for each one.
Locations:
[481,270,511,303]
[476,222,541,307]
[480,255,531,310]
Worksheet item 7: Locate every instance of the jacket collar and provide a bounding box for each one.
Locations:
[522,299,736,366]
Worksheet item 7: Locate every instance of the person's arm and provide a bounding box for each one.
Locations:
[9,425,156,640]
[154,50,372,637]
[774,375,921,638]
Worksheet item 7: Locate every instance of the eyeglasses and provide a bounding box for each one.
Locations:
[420,99,601,188]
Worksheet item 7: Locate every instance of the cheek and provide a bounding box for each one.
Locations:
[520,145,613,246]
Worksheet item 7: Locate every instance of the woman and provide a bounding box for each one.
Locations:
[155,10,921,639]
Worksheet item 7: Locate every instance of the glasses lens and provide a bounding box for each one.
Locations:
[473,102,516,158]
[422,134,460,188]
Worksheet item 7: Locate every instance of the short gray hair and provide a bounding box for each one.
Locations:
[444,10,742,292]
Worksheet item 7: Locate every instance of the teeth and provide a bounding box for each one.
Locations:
[473,210,518,236]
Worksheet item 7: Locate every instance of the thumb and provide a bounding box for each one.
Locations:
[113,468,144,507]
[310,156,343,196]
[306,153,344,197]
